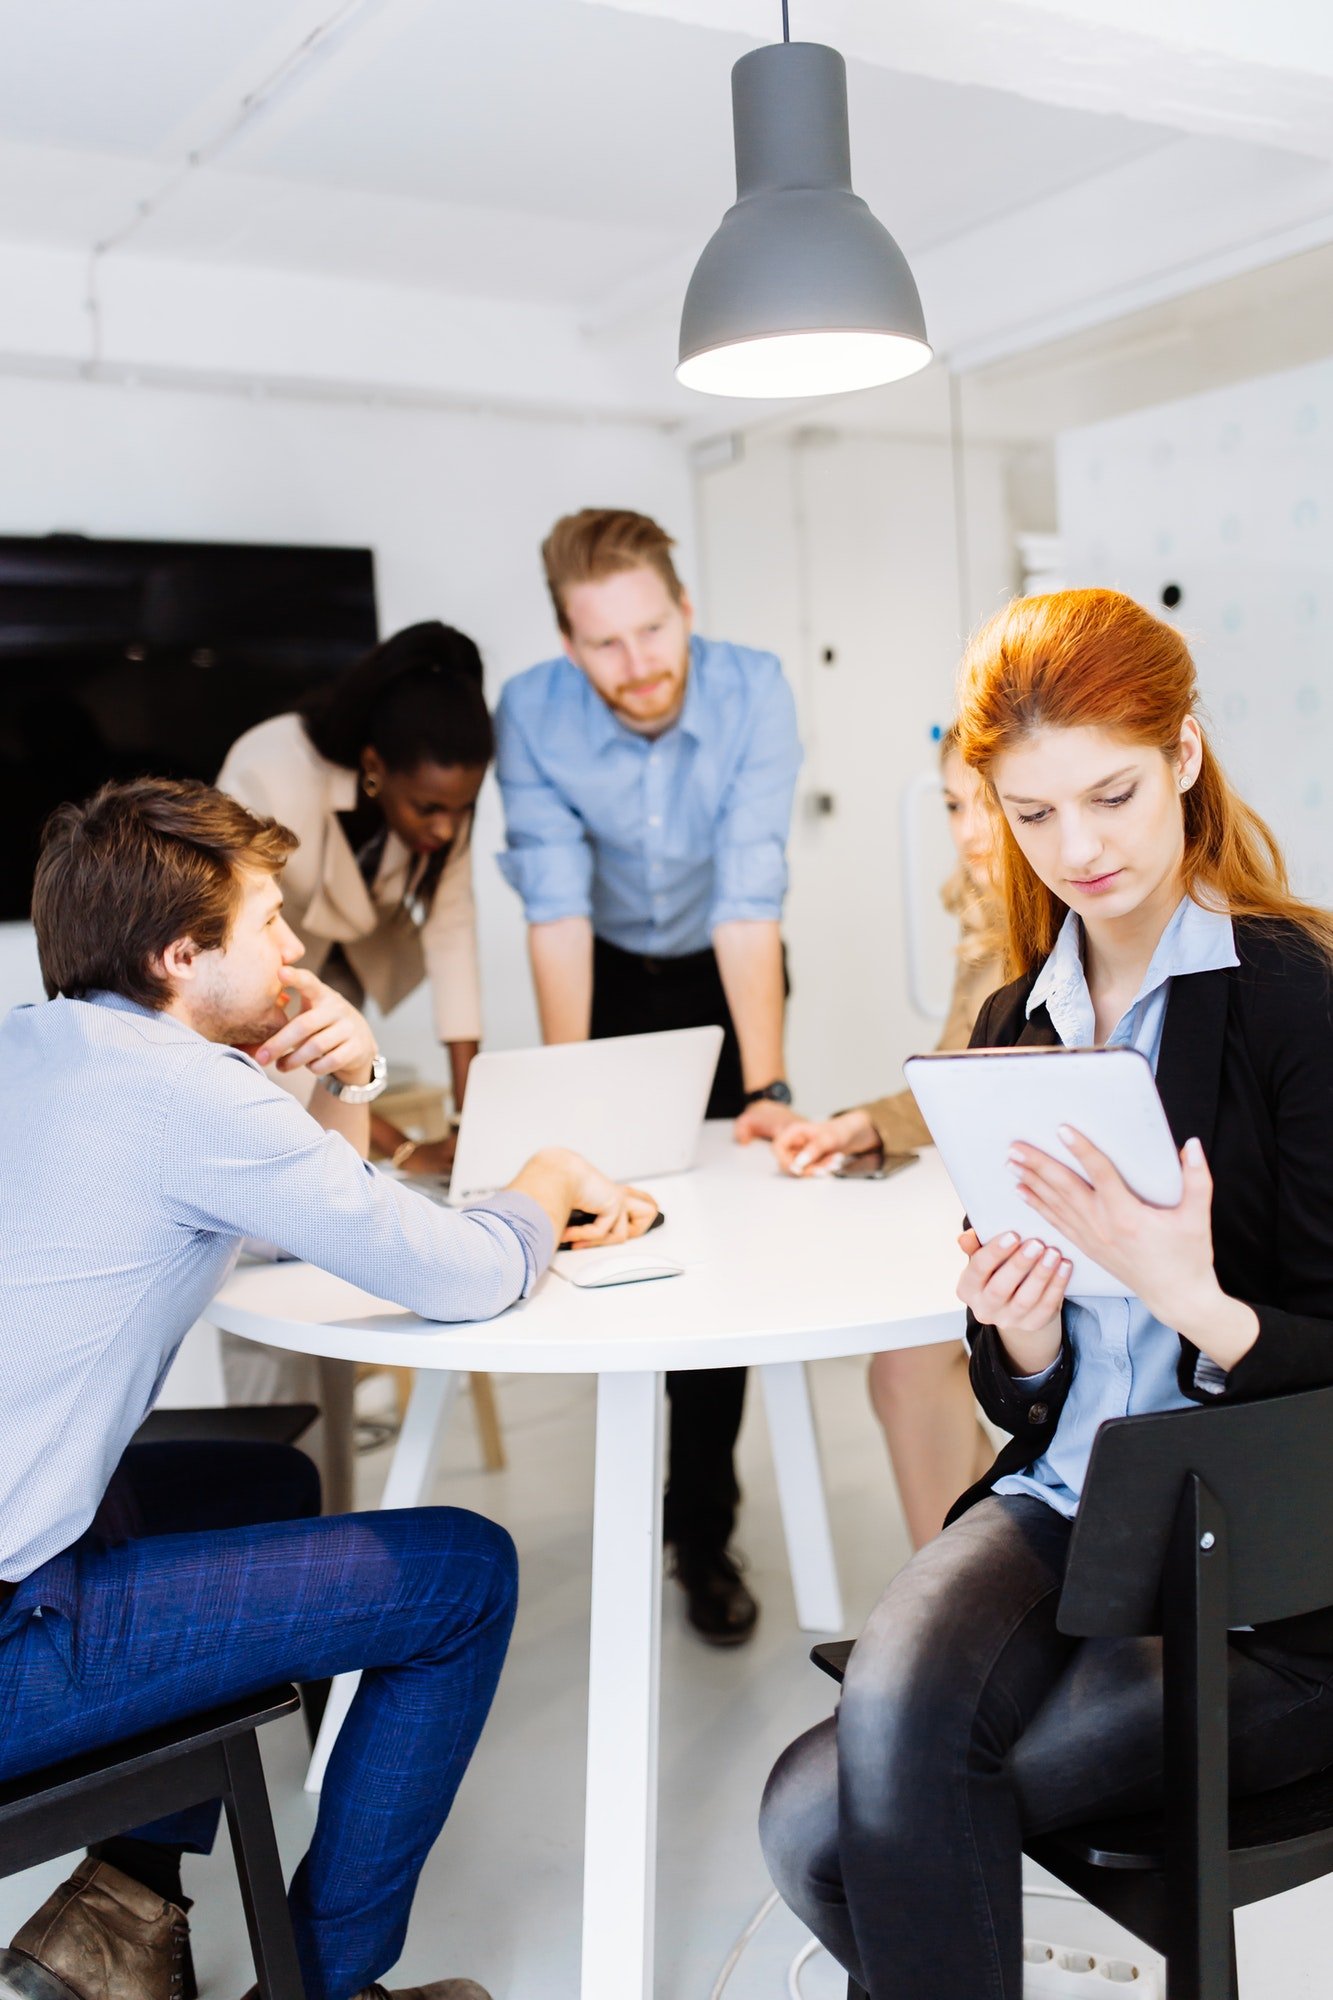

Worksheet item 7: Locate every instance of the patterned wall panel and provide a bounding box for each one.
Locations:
[1057,357,1333,900]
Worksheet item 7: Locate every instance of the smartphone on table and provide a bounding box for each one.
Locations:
[831,1151,918,1182]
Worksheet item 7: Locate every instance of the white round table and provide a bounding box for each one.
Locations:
[209,1126,966,2000]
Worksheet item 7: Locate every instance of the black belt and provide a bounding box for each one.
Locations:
[0,1580,15,1607]
[594,936,714,977]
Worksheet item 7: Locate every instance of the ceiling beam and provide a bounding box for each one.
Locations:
[579,0,1333,161]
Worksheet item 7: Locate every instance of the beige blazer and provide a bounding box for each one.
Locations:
[217,712,482,1045]
[858,867,1005,1155]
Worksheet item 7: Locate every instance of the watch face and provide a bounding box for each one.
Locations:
[748,1080,792,1106]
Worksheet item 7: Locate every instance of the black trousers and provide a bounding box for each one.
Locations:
[761,1495,1333,1998]
[590,935,746,1551]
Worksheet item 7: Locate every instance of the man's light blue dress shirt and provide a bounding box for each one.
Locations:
[494,634,802,957]
[0,992,553,1581]
[993,896,1239,1518]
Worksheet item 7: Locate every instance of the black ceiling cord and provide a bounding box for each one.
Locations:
[781,0,790,41]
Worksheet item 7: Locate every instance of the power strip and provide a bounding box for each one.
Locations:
[1023,1936,1163,1999]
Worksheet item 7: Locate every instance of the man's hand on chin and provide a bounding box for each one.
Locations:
[249,966,378,1085]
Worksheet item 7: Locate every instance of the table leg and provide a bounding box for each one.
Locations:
[303,1367,461,1795]
[581,1370,664,2000]
[759,1360,844,1633]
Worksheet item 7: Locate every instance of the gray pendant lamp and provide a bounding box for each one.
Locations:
[677,11,931,399]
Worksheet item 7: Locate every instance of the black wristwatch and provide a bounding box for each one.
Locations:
[742,1080,793,1107]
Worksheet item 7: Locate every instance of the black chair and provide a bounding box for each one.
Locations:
[0,1686,305,2000]
[811,1385,1333,2000]
[131,1403,320,1450]
[129,1405,330,1745]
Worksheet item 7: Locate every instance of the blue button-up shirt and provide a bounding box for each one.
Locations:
[494,634,802,957]
[994,895,1239,1518]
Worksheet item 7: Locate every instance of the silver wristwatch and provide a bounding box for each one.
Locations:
[320,1051,388,1104]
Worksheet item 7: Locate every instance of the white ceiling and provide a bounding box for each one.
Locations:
[0,0,1172,305]
[0,0,1330,424]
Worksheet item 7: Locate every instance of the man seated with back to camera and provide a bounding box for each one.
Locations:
[0,777,657,2000]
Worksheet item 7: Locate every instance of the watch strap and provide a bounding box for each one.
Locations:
[742,1080,792,1107]
[321,1051,388,1104]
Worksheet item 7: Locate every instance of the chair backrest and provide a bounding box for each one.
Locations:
[1058,1384,1333,1637]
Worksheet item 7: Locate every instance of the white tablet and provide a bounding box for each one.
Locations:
[902,1047,1183,1297]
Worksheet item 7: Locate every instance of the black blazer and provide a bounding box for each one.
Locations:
[946,918,1333,1651]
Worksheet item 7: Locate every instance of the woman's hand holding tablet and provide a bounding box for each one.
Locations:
[955,1225,1071,1375]
[1010,1125,1219,1333]
[903,1047,1186,1297]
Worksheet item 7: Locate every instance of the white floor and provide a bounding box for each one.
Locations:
[5,1359,1333,1999]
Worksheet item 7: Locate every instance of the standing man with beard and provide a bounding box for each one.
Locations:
[495,508,803,1646]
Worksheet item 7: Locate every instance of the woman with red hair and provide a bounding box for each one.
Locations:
[760,589,1333,1998]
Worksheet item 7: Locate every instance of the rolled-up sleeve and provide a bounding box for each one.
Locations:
[709,661,802,929]
[163,1050,554,1322]
[495,683,595,925]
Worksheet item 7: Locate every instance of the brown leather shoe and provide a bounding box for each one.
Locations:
[4,1858,192,2000]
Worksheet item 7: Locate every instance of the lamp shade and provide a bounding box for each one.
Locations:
[677,41,931,399]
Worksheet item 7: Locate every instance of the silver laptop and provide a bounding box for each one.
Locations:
[447,1026,723,1203]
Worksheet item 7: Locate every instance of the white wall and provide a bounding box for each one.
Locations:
[1057,352,1333,901]
[0,373,694,1075]
[696,425,1018,1114]
[1,375,1024,1117]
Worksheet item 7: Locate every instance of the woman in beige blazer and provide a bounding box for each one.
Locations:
[745,730,1005,1547]
[218,621,492,1176]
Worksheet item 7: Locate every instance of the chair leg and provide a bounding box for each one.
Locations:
[299,1677,331,1747]
[221,1730,306,2000]
[469,1372,506,1472]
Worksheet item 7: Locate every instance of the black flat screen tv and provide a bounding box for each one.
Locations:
[0,533,378,921]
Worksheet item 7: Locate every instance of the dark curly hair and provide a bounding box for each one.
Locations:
[299,620,493,773]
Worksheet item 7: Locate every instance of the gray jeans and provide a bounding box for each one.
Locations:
[759,1494,1333,2000]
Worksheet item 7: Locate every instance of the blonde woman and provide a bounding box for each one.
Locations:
[741,730,1004,1545]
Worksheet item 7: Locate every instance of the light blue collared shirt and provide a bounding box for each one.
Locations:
[494,634,802,957]
[994,896,1239,1518]
[0,992,553,1581]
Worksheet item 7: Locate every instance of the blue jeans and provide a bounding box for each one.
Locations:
[760,1495,1333,2000]
[0,1446,517,2000]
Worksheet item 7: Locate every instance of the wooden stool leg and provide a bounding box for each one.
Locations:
[314,1357,356,1516]
[221,1731,306,2000]
[469,1372,506,1472]
[392,1367,413,1425]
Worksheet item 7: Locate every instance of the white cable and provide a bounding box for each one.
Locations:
[900,767,949,1022]
[787,1935,824,1998]
[708,1888,782,1999]
[83,0,393,366]
[780,1897,1091,2000]
[708,1878,1090,1995]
